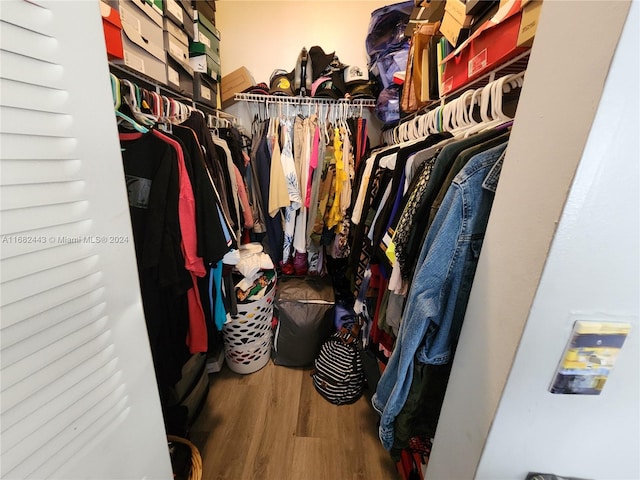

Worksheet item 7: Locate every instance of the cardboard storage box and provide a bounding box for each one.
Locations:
[145,0,164,18]
[193,0,216,24]
[440,0,528,95]
[167,50,194,96]
[465,0,497,16]
[114,0,167,84]
[221,67,254,108]
[193,72,218,108]
[164,30,190,67]
[445,0,473,27]
[164,16,188,46]
[189,41,221,80]
[440,10,471,47]
[100,1,124,60]
[517,0,542,47]
[405,1,446,36]
[194,12,220,58]
[107,0,163,28]
[164,0,194,39]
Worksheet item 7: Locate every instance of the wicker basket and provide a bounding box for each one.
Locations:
[167,435,202,480]
[222,277,276,374]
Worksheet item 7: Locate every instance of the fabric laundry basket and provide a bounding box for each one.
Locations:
[222,273,276,374]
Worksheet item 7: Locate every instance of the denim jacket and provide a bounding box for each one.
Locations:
[372,142,508,450]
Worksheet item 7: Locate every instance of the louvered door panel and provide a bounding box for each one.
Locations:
[0,1,172,479]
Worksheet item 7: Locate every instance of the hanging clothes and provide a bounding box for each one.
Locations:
[182,112,239,241]
[119,130,194,397]
[398,128,506,280]
[372,142,508,451]
[253,121,284,266]
[120,130,208,355]
[171,124,235,264]
[278,118,303,268]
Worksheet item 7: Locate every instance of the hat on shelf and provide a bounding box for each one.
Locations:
[269,69,295,96]
[312,73,346,100]
[348,82,376,100]
[311,76,331,97]
[308,45,345,81]
[243,82,270,95]
[343,65,369,86]
[343,65,374,99]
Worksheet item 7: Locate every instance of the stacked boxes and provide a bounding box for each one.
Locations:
[108,0,168,84]
[102,0,220,109]
[190,8,221,108]
[164,0,195,95]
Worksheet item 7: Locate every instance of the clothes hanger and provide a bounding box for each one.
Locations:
[111,75,148,133]
[341,103,351,136]
[409,114,420,140]
[426,105,441,135]
[478,74,515,132]
[110,74,121,110]
[116,108,149,133]
[462,82,495,138]
[446,89,474,136]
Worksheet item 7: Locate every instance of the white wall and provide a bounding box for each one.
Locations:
[426,1,635,479]
[475,3,639,478]
[215,0,389,141]
[216,0,392,83]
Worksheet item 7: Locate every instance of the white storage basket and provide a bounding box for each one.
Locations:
[222,277,276,374]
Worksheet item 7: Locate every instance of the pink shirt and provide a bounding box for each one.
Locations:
[306,126,320,208]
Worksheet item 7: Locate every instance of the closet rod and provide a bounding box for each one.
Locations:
[234,92,376,108]
[207,109,239,128]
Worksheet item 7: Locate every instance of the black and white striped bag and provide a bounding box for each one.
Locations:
[311,320,364,405]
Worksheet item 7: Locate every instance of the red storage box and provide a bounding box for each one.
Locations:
[440,0,528,95]
[100,1,124,60]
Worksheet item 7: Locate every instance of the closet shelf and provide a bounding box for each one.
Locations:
[386,49,531,131]
[441,49,531,102]
[234,92,376,107]
[109,62,193,103]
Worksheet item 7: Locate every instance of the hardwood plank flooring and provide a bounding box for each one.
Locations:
[191,361,399,480]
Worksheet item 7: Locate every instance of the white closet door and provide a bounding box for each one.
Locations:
[0,1,172,479]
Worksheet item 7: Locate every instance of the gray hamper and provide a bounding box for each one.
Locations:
[272,276,335,367]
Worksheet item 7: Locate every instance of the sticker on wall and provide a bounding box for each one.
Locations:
[550,320,631,395]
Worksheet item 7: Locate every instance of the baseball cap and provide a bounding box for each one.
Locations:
[243,82,270,95]
[347,82,376,100]
[311,76,331,97]
[312,74,346,100]
[269,69,294,96]
[343,65,369,86]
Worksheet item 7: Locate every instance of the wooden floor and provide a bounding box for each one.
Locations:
[191,360,399,480]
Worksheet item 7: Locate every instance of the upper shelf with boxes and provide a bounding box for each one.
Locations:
[100,0,221,111]
[400,0,541,118]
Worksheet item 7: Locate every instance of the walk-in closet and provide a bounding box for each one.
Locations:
[0,1,638,480]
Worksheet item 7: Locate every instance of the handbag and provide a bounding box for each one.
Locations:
[400,22,441,113]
